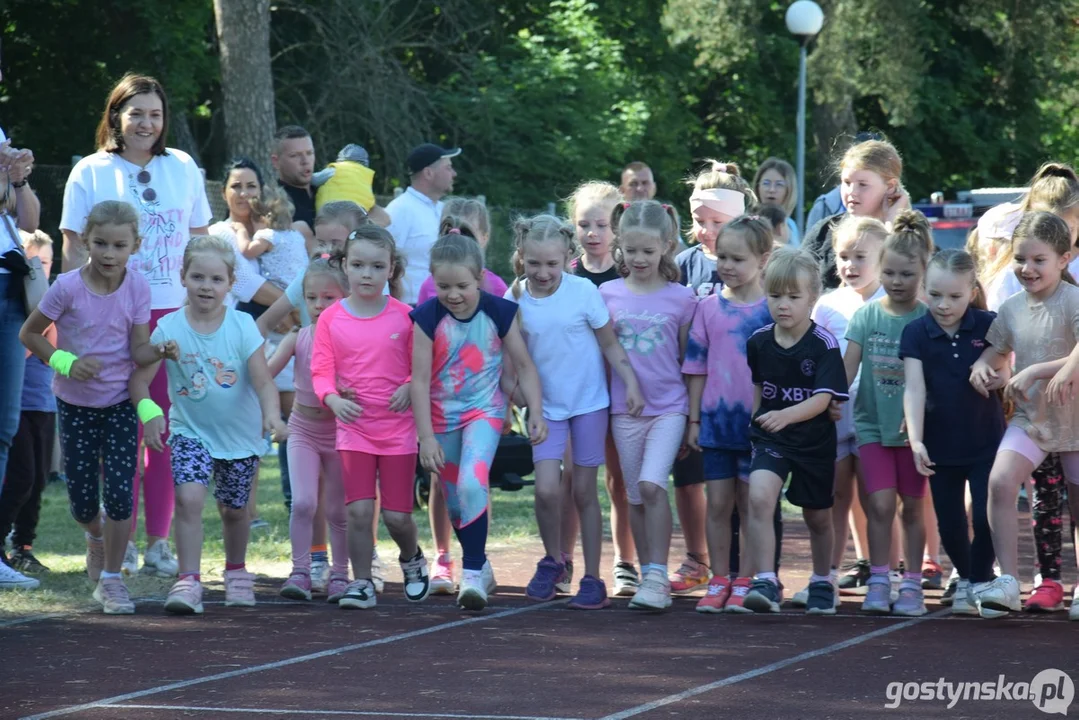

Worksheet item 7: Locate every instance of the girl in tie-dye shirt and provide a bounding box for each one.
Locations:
[410,231,547,612]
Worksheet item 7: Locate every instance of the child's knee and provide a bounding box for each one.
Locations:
[70,502,99,526]
[638,480,667,504]
[104,496,133,523]
[219,504,247,523]
[347,500,375,526]
[534,480,560,507]
[382,510,414,535]
[803,507,832,533]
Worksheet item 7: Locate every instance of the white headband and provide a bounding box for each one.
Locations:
[690,188,745,218]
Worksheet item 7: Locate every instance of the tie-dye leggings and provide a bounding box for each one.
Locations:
[436,417,501,571]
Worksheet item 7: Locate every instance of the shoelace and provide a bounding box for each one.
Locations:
[228,573,254,591]
[347,580,373,597]
[402,559,424,583]
[706,582,729,596]
[102,580,129,601]
[731,584,750,597]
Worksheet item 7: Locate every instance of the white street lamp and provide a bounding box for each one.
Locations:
[786,0,823,235]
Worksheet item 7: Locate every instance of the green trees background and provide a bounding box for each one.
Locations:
[3,0,1078,212]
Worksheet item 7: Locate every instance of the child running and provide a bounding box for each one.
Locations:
[314,226,431,609]
[808,215,887,598]
[683,215,775,614]
[602,200,698,611]
[130,235,288,615]
[508,214,644,609]
[843,210,933,616]
[741,248,849,615]
[19,201,151,614]
[901,249,1004,615]
[267,256,350,603]
[972,211,1079,619]
[411,230,547,611]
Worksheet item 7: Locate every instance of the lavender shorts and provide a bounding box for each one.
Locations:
[532,409,609,466]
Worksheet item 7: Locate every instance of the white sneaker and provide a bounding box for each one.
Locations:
[628,568,672,611]
[889,569,902,604]
[142,539,178,577]
[950,579,979,616]
[791,585,810,607]
[1070,586,1079,622]
[311,559,329,593]
[93,576,135,614]
[0,561,40,590]
[458,568,489,611]
[121,541,139,576]
[974,575,1020,617]
[481,559,497,595]
[371,552,385,594]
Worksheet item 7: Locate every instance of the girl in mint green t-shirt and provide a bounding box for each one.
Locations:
[842,211,931,618]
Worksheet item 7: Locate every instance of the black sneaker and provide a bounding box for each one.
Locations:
[940,576,959,606]
[10,547,49,573]
[805,580,837,615]
[399,549,430,602]
[837,559,871,595]
[743,578,782,613]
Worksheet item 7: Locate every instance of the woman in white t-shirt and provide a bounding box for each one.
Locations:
[60,73,212,578]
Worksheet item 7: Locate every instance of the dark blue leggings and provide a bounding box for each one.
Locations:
[56,399,137,524]
[929,459,994,584]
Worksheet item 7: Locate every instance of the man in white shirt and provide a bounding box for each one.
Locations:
[386,144,459,304]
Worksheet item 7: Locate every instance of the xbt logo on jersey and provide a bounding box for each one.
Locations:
[761,381,815,403]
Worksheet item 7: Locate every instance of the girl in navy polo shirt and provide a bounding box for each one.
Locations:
[900,249,1004,616]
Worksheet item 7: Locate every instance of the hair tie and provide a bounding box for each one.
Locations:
[747,215,762,221]
[448,228,461,235]
[319,252,331,259]
[622,202,631,209]
[661,203,671,211]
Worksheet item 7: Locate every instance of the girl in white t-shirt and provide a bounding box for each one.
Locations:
[809,215,888,598]
[507,215,644,610]
[242,188,311,291]
[60,73,213,581]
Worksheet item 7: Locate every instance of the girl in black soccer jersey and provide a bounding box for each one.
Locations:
[741,248,850,615]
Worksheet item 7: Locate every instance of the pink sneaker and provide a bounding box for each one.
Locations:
[280,571,312,601]
[85,533,105,583]
[326,572,350,603]
[224,569,256,607]
[164,577,204,615]
[93,576,135,615]
[430,554,455,595]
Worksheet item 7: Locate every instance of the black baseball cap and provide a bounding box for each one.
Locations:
[407,144,461,174]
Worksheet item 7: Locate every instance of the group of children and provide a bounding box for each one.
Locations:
[14,136,1079,621]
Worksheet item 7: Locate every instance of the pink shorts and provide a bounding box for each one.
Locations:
[610,413,686,505]
[858,442,927,498]
[340,451,417,513]
[998,425,1079,484]
[532,409,608,466]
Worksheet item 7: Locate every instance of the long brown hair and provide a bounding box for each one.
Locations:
[333,225,407,300]
[95,73,170,156]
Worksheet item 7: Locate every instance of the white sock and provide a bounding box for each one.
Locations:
[100,570,122,580]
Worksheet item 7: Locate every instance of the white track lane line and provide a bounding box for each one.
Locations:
[596,609,948,720]
[20,599,567,720]
[100,704,583,720]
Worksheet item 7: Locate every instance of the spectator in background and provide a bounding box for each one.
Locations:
[806,132,883,230]
[312,143,392,227]
[757,203,791,247]
[60,72,211,579]
[386,143,459,304]
[271,125,317,245]
[753,158,800,246]
[0,230,56,575]
[620,161,656,201]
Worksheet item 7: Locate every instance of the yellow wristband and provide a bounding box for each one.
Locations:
[48,350,78,378]
[137,398,164,425]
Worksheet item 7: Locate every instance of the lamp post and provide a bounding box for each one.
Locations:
[785,0,823,236]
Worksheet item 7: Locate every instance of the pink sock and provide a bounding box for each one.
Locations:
[225,562,245,571]
[179,572,200,582]
[904,571,921,583]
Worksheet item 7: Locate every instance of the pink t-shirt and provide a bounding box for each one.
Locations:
[38,268,151,408]
[310,297,416,454]
[416,269,508,306]
[292,326,319,409]
[600,279,698,416]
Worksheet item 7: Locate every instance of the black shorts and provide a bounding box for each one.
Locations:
[672,447,704,488]
[750,446,834,510]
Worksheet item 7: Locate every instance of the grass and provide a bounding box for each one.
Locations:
[1,452,804,619]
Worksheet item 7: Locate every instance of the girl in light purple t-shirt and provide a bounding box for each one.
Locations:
[19,201,152,615]
[600,201,698,612]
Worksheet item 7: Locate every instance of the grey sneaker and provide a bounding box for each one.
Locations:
[861,577,891,614]
[805,580,838,616]
[628,568,671,611]
[371,552,385,594]
[950,579,979,616]
[892,584,927,616]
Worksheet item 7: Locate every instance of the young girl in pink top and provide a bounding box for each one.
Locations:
[416,199,508,305]
[313,225,430,609]
[602,200,699,611]
[20,201,152,615]
[268,257,351,602]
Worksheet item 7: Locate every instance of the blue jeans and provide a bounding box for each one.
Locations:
[0,274,27,493]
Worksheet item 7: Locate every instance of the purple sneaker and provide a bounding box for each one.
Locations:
[862,576,892,614]
[568,575,611,610]
[280,571,312,601]
[326,572,350,604]
[525,556,563,601]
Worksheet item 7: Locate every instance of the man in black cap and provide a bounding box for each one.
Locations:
[385,143,460,304]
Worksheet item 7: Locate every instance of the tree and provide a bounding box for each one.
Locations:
[213,0,276,176]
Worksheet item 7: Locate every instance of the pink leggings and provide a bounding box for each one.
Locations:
[287,411,348,575]
[131,308,177,539]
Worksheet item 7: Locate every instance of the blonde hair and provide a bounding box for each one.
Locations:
[832,215,888,251]
[763,247,822,301]
[182,235,236,282]
[510,214,577,299]
[926,248,987,311]
[685,160,757,244]
[839,139,903,187]
[566,181,623,223]
[20,230,54,251]
[717,215,775,259]
[882,210,933,268]
[441,197,491,241]
[250,187,295,231]
[611,200,681,283]
[315,200,369,231]
[752,158,797,215]
[335,225,407,300]
[430,232,485,282]
[83,200,140,245]
[303,254,350,301]
[1012,211,1077,286]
